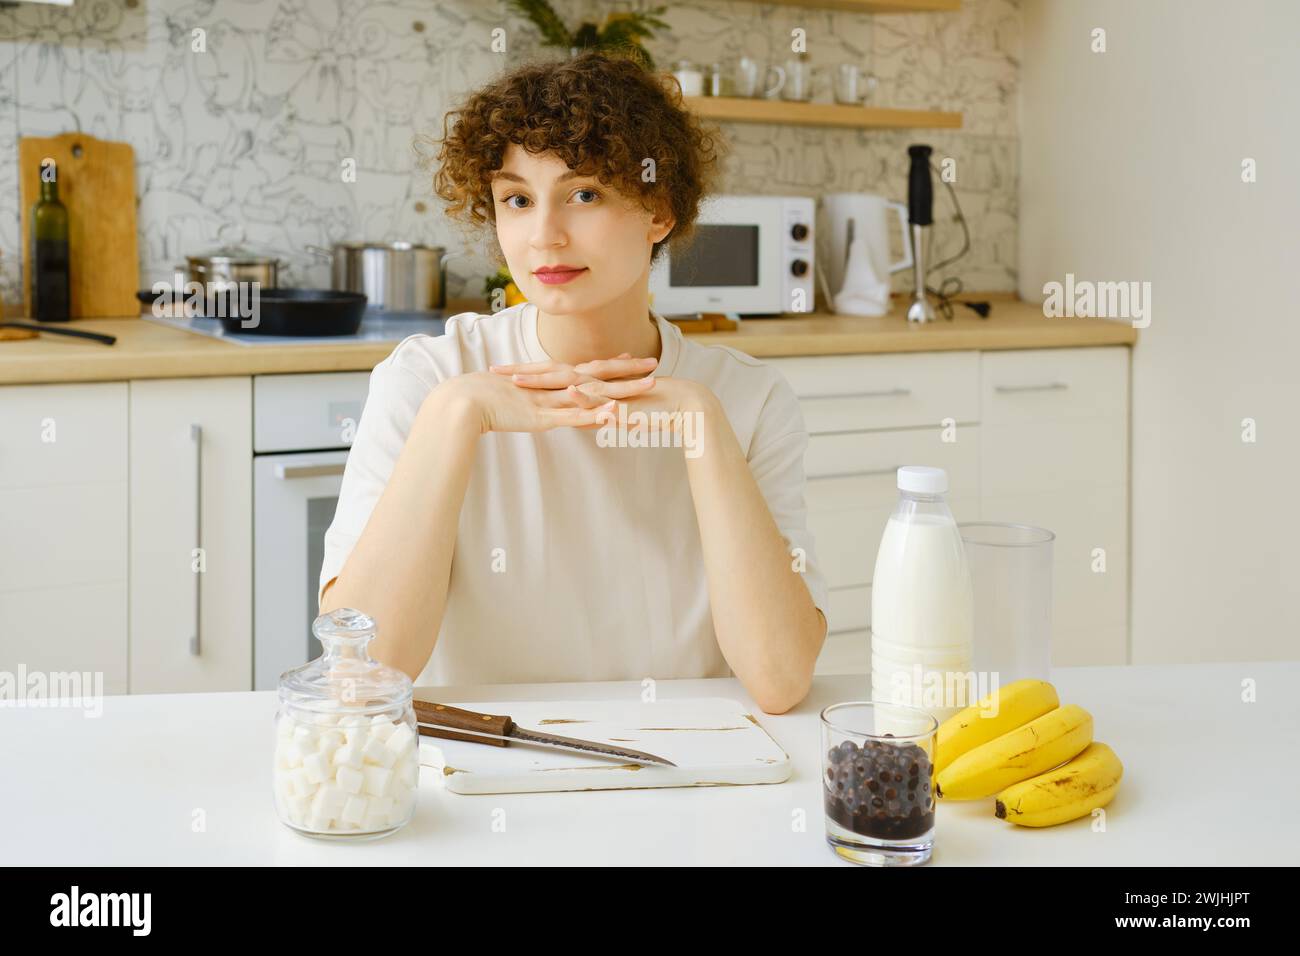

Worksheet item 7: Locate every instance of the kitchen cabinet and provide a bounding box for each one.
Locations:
[0,382,129,693]
[128,378,252,693]
[768,345,1131,675]
[979,348,1129,666]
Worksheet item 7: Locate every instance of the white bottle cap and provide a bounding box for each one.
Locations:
[897,465,948,495]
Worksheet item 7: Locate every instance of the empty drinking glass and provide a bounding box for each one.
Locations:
[958,523,1055,688]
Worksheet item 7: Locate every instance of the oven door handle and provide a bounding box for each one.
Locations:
[274,462,347,480]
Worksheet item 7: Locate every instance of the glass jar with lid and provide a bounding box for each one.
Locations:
[273,608,419,840]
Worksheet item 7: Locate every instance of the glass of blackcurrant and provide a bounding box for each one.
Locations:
[820,701,938,866]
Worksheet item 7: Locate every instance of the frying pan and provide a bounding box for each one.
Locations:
[137,287,367,336]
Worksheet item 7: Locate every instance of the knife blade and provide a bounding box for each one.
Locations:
[412,700,676,768]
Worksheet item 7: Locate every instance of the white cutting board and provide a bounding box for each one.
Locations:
[417,697,792,794]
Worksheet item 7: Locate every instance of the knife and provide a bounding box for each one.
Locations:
[412,699,677,768]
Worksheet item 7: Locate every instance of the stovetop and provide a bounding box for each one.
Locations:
[142,308,448,346]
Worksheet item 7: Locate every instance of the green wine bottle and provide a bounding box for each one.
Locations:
[32,164,71,323]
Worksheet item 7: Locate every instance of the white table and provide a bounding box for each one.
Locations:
[2,661,1293,865]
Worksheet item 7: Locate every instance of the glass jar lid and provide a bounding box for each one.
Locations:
[278,608,413,717]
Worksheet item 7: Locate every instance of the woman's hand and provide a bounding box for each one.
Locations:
[489,353,658,389]
[433,370,618,435]
[493,356,718,430]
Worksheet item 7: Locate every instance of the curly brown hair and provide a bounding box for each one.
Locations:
[425,50,725,267]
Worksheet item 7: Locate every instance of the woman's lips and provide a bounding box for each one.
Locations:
[533,267,588,286]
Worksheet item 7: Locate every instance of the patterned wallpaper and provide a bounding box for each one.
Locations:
[0,0,1021,314]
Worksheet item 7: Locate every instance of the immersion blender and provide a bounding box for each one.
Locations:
[905,144,936,323]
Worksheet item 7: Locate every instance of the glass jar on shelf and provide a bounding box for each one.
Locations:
[273,608,419,841]
[672,58,704,97]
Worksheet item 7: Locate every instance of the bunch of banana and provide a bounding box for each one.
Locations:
[936,703,1093,799]
[994,742,1124,827]
[934,679,1059,776]
[930,679,1124,827]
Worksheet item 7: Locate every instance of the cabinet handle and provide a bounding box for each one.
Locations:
[994,382,1068,394]
[809,465,901,481]
[275,462,347,480]
[190,423,202,657]
[802,387,912,400]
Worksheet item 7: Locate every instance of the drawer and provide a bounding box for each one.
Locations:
[254,372,369,453]
[981,347,1129,425]
[827,584,871,634]
[982,420,1127,495]
[805,424,980,483]
[814,628,870,676]
[0,382,127,489]
[767,352,979,432]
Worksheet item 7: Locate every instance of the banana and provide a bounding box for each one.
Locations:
[994,742,1123,827]
[934,679,1060,776]
[934,704,1093,800]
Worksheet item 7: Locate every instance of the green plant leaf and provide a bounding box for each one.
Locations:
[503,0,572,47]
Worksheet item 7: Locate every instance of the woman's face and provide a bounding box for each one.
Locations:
[489,144,674,312]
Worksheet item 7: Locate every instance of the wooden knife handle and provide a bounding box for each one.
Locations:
[413,700,514,747]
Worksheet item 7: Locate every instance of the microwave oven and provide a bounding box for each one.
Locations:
[649,195,815,317]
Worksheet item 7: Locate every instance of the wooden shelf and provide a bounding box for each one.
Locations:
[685,96,962,131]
[740,0,959,11]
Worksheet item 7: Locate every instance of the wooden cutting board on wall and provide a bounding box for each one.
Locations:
[19,132,139,319]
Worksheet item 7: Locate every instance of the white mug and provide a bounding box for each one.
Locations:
[735,56,785,98]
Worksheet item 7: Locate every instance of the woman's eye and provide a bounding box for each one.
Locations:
[503,194,529,209]
[574,188,600,204]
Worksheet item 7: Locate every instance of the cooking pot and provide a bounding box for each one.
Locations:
[184,247,280,290]
[309,242,462,312]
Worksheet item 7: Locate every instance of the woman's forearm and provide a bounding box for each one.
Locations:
[320,386,480,680]
[684,392,827,715]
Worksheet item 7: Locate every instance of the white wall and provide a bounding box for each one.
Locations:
[1020,0,1299,663]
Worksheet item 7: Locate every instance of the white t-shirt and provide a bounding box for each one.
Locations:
[318,300,829,687]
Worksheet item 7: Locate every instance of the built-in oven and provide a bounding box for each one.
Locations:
[648,194,815,317]
[252,372,370,690]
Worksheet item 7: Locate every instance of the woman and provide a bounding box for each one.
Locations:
[319,51,828,713]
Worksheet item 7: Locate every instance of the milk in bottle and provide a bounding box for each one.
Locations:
[870,466,973,724]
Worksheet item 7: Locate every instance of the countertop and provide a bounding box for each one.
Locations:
[1,660,1288,865]
[0,294,1137,386]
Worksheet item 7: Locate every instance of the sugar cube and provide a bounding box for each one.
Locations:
[362,737,398,768]
[332,743,363,770]
[394,758,418,788]
[362,765,392,798]
[311,785,348,821]
[287,766,314,798]
[302,752,330,785]
[336,764,365,795]
[287,794,310,825]
[341,796,369,825]
[391,787,416,822]
[386,722,415,755]
[368,716,398,743]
